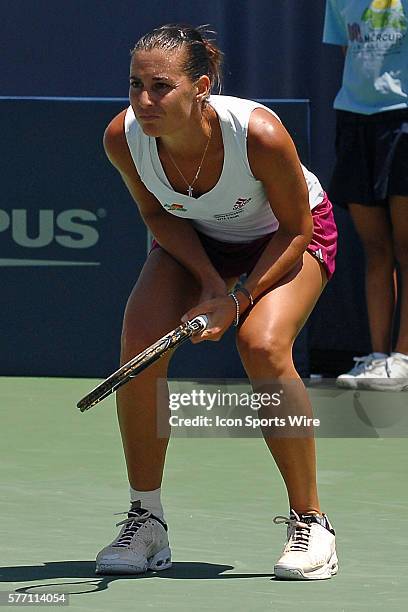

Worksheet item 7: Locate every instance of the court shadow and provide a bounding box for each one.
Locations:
[1,561,274,595]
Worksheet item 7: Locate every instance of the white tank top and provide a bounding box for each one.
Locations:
[124,95,324,243]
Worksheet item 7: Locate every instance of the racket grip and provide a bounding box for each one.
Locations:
[189,314,208,332]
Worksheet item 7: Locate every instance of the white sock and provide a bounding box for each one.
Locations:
[372,352,388,359]
[130,486,164,521]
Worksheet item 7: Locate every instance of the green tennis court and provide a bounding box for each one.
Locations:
[1,377,407,611]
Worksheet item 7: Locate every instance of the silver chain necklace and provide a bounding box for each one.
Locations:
[165,120,212,197]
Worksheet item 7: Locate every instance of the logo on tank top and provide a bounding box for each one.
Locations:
[233,197,252,210]
[213,197,252,222]
[213,196,253,221]
[164,203,187,212]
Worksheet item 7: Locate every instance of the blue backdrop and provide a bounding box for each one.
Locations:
[1,0,371,377]
[0,97,312,378]
[1,0,342,183]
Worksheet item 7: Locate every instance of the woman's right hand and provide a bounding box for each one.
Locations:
[182,293,238,343]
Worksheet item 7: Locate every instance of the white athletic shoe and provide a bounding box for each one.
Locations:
[358,352,408,391]
[273,510,338,580]
[336,353,387,389]
[95,501,172,575]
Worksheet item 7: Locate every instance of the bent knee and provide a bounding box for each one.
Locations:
[363,241,394,266]
[120,323,160,362]
[237,329,293,375]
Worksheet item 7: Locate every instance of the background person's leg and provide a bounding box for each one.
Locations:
[349,203,395,354]
[390,195,408,355]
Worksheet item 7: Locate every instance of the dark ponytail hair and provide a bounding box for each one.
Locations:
[131,24,223,95]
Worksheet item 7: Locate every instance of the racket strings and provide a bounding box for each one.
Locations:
[77,315,207,412]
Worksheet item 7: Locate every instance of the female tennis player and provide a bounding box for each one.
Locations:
[95,24,338,580]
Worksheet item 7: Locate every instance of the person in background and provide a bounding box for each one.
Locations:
[323,0,408,391]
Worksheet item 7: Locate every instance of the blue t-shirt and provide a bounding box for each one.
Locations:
[323,0,408,114]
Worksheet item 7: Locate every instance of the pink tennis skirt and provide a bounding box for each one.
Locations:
[151,193,337,280]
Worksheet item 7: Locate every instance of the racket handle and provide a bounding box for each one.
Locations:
[190,314,208,331]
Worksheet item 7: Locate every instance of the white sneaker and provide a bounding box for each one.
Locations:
[273,511,338,580]
[95,501,172,575]
[336,353,388,389]
[359,352,408,391]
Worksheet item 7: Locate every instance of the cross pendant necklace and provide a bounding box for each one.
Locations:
[165,120,212,198]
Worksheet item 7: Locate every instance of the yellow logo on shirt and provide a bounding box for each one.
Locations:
[362,0,407,31]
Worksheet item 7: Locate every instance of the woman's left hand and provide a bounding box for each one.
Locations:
[181,296,237,343]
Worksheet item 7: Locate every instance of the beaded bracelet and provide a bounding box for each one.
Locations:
[235,286,254,306]
[228,292,240,327]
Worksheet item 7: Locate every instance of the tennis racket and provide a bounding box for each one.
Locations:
[77,314,208,412]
